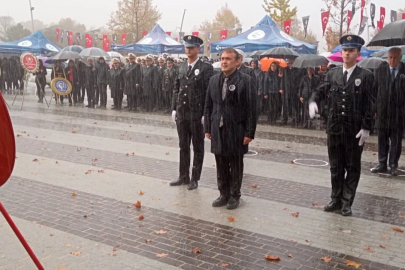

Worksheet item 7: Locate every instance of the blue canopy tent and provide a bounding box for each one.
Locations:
[211,15,317,54]
[331,45,380,58]
[0,30,61,54]
[111,24,204,54]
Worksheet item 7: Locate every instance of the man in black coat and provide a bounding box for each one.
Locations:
[170,35,213,190]
[162,57,177,112]
[85,58,97,108]
[251,60,265,118]
[124,53,142,111]
[371,48,405,176]
[75,59,86,103]
[204,48,257,210]
[299,67,320,128]
[96,57,110,109]
[309,35,374,216]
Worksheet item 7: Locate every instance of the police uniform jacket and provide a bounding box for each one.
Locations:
[309,66,374,135]
[162,68,177,92]
[124,63,141,96]
[141,65,158,97]
[172,59,213,121]
[109,67,124,99]
[204,70,257,156]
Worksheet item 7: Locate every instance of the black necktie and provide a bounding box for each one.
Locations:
[187,65,192,77]
[343,71,348,86]
[392,68,396,81]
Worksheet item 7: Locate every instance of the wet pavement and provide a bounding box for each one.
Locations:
[1,85,405,270]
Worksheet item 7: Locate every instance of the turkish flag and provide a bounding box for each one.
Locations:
[192,31,199,37]
[347,10,353,32]
[283,20,291,34]
[68,31,73,46]
[380,7,386,25]
[142,30,147,37]
[403,13,405,20]
[103,34,109,51]
[122,33,127,45]
[220,30,228,40]
[56,28,60,42]
[166,32,171,36]
[321,11,330,36]
[89,36,93,48]
[360,0,366,25]
[377,20,383,31]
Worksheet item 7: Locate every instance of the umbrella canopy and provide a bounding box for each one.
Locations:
[61,45,85,53]
[357,57,386,69]
[107,51,126,63]
[247,50,265,59]
[293,55,329,68]
[327,52,362,63]
[80,47,111,61]
[331,44,379,57]
[261,47,299,59]
[260,57,287,72]
[368,20,405,47]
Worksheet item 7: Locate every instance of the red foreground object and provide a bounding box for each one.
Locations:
[0,93,44,269]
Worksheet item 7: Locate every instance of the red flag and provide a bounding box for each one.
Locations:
[122,33,127,45]
[283,20,291,34]
[403,13,405,20]
[360,0,366,25]
[56,28,60,42]
[192,31,199,37]
[103,34,108,51]
[347,10,353,32]
[166,31,171,36]
[321,11,330,36]
[142,30,147,37]
[68,31,73,46]
[175,38,178,41]
[89,36,93,48]
[85,33,92,48]
[377,20,383,31]
[220,30,228,40]
[380,7,386,25]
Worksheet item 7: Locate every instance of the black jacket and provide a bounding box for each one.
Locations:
[204,70,257,156]
[374,62,405,129]
[264,70,281,95]
[280,67,304,96]
[34,66,47,85]
[172,59,213,121]
[252,67,265,94]
[162,67,177,92]
[310,66,374,135]
[124,63,142,96]
[96,62,110,85]
[141,65,158,97]
[109,67,124,98]
[85,65,97,87]
[299,75,320,98]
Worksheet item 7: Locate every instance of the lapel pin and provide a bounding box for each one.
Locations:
[229,85,236,91]
[355,78,361,86]
[194,69,199,75]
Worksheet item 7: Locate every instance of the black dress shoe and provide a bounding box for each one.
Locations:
[391,166,398,177]
[187,180,198,190]
[226,197,240,210]
[212,196,228,207]
[169,178,186,186]
[324,201,341,212]
[371,164,387,173]
[341,203,352,216]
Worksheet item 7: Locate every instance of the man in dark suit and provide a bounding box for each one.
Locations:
[204,48,257,210]
[170,35,213,190]
[371,48,405,176]
[309,35,374,216]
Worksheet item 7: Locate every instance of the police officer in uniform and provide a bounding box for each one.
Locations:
[170,35,213,190]
[162,57,176,112]
[124,53,142,111]
[309,35,374,216]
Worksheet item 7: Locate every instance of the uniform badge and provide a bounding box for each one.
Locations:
[355,78,361,86]
[194,69,199,75]
[188,36,192,40]
[229,85,236,91]
[347,36,352,41]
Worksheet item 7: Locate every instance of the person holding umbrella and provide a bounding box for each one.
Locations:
[65,60,79,106]
[51,60,67,104]
[33,59,47,103]
[85,58,97,109]
[96,57,110,109]
[264,62,282,125]
[299,67,320,128]
[309,35,374,216]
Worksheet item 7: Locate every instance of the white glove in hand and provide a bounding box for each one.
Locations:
[171,110,176,123]
[201,116,204,125]
[308,102,318,119]
[356,129,370,146]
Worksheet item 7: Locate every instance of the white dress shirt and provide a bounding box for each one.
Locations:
[342,65,356,82]
[188,58,199,70]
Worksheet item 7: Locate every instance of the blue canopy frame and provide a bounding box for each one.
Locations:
[0,30,61,54]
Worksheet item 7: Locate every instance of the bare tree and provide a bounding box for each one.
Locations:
[0,16,15,41]
[322,0,361,38]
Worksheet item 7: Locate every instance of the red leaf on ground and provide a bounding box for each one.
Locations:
[33,158,39,162]
[97,169,105,173]
[72,130,76,133]
[372,152,376,155]
[109,253,116,256]
[154,230,168,234]
[71,192,77,196]
[221,263,229,267]
[380,245,388,249]
[134,201,141,208]
[251,184,258,188]
[145,239,152,243]
[139,191,144,195]
[391,227,404,233]
[126,153,129,156]
[138,214,144,220]
[192,248,201,254]
[85,170,91,174]
[288,254,293,258]
[380,234,388,238]
[305,239,311,243]
[345,260,361,268]
[291,212,299,218]
[156,253,168,258]
[264,254,280,261]
[365,246,373,252]
[228,216,235,222]
[312,202,318,206]
[321,256,332,263]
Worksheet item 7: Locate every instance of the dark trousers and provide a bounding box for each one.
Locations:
[35,80,45,101]
[127,95,137,110]
[94,84,100,105]
[98,84,107,107]
[78,82,86,102]
[86,84,95,106]
[113,97,123,110]
[257,94,263,120]
[327,133,363,206]
[215,154,244,199]
[301,98,310,127]
[161,91,171,111]
[283,94,298,123]
[71,82,79,104]
[267,93,281,124]
[176,119,205,182]
[378,128,404,167]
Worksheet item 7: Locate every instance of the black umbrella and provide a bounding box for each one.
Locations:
[292,55,329,68]
[368,20,405,47]
[357,57,386,69]
[247,50,265,59]
[61,45,85,53]
[371,50,387,58]
[261,47,300,59]
[45,51,82,64]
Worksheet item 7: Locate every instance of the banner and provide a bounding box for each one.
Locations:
[175,38,178,41]
[56,28,60,43]
[103,34,108,51]
[68,31,73,46]
[380,6,385,25]
[122,33,127,45]
[321,11,330,36]
[142,30,147,37]
[206,31,212,51]
[351,0,356,16]
[403,13,405,20]
[166,31,171,36]
[377,20,383,31]
[358,16,368,35]
[360,0,366,25]
[235,28,242,35]
[60,30,65,43]
[370,3,376,28]
[220,29,228,40]
[179,32,185,43]
[113,33,117,44]
[283,20,291,34]
[85,33,91,48]
[89,36,93,48]
[347,10,353,33]
[302,16,310,37]
[192,31,199,37]
[391,10,397,23]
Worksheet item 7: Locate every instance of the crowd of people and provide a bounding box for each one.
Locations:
[0,57,26,92]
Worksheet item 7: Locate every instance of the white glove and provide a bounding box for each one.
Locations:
[171,110,176,123]
[201,116,204,125]
[309,102,318,119]
[356,129,370,146]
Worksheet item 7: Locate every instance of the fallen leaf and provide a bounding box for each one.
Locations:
[345,260,361,268]
[71,192,77,197]
[399,215,405,219]
[85,170,91,174]
[365,246,373,252]
[283,208,288,211]
[92,158,98,162]
[55,267,71,270]
[109,253,116,256]
[391,227,404,233]
[112,247,119,251]
[228,216,235,222]
[192,248,201,254]
[126,153,129,156]
[221,262,229,267]
[312,202,318,206]
[286,146,291,148]
[98,169,105,173]
[32,158,39,162]
[70,251,81,256]
[145,239,152,243]
[290,160,294,164]
[16,134,22,137]
[83,215,87,218]
[138,214,144,220]
[380,245,388,249]
[134,201,141,208]
[288,254,293,258]
[156,253,168,258]
[380,234,388,238]
[132,152,135,155]
[251,184,258,188]
[291,212,299,218]
[321,256,332,263]
[372,152,376,155]
[65,244,71,247]
[264,255,280,261]
[50,233,54,236]
[165,152,170,155]
[55,161,59,165]
[72,130,76,133]
[305,239,311,243]
[139,190,144,195]
[154,230,168,234]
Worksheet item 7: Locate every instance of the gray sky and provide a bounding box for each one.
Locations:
[3,0,405,51]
